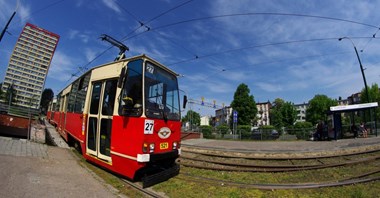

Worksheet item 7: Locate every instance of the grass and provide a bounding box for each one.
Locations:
[153,164,380,198]
[71,149,146,197]
[71,149,380,197]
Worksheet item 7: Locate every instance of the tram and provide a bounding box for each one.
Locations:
[47,54,185,187]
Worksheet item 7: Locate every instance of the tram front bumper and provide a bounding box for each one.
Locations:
[137,149,180,162]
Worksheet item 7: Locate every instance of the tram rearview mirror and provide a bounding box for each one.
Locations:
[183,95,187,109]
[117,67,126,88]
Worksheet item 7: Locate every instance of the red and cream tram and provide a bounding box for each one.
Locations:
[47,54,184,187]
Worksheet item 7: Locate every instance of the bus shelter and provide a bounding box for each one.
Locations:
[329,102,378,140]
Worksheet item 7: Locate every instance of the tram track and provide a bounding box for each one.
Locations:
[181,144,380,160]
[119,178,166,198]
[179,170,380,190]
[179,149,380,172]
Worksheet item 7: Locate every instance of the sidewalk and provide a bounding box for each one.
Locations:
[0,136,123,198]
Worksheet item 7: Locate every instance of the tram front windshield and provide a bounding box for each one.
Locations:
[144,62,180,121]
[119,59,180,121]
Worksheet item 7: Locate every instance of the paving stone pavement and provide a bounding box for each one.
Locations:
[0,136,48,158]
[0,136,124,197]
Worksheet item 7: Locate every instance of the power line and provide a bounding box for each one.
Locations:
[167,37,371,66]
[145,0,195,24]
[359,26,380,52]
[196,50,353,82]
[66,0,195,83]
[122,12,380,42]
[151,30,198,58]
[15,0,67,24]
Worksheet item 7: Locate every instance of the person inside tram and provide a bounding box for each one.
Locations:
[120,77,142,115]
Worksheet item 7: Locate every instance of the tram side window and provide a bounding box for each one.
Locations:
[119,59,143,116]
[102,80,117,116]
[90,82,102,114]
[55,94,61,111]
[67,82,78,113]
[74,74,90,113]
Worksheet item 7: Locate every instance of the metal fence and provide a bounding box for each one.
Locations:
[0,102,40,118]
[193,124,379,141]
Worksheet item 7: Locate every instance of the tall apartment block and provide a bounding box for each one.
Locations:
[1,23,59,109]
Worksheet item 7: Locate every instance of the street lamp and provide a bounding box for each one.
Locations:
[339,37,375,135]
[338,37,370,103]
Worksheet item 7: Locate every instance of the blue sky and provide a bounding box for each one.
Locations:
[1,0,380,116]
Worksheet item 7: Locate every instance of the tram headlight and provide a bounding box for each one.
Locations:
[173,142,177,150]
[142,143,155,153]
[149,143,155,153]
[143,143,148,153]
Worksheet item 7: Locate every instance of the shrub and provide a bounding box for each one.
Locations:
[238,125,251,139]
[216,124,229,137]
[200,125,213,138]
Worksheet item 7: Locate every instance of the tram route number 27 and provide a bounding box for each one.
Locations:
[144,120,154,134]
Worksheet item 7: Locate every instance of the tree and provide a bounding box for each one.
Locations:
[360,83,380,123]
[182,110,201,128]
[270,98,297,129]
[40,88,54,114]
[230,83,257,126]
[4,84,17,105]
[306,94,337,125]
[281,101,298,127]
[0,83,3,101]
[270,98,284,129]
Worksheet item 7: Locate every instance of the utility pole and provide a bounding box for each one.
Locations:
[0,1,19,43]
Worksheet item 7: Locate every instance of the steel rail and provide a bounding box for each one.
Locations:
[179,170,380,190]
[120,178,165,198]
[182,145,380,160]
[179,154,380,172]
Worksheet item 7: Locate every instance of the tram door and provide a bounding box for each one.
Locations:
[59,94,68,132]
[86,79,118,162]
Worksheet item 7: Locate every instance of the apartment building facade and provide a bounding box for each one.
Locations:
[256,101,271,126]
[1,23,59,108]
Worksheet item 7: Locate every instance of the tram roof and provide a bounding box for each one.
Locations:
[329,102,378,113]
[57,54,178,94]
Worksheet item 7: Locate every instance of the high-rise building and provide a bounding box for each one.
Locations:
[1,23,59,109]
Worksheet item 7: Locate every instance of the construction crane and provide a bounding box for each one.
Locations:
[100,34,129,61]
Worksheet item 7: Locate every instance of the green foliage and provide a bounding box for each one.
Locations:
[306,94,338,125]
[200,125,213,138]
[182,110,201,126]
[260,125,275,129]
[216,124,230,137]
[360,83,380,123]
[294,121,313,129]
[40,88,54,114]
[0,83,3,100]
[270,98,297,129]
[238,125,251,139]
[230,83,257,126]
[4,84,17,105]
[289,121,314,140]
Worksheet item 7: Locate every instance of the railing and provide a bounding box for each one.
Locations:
[0,102,40,118]
[191,124,379,141]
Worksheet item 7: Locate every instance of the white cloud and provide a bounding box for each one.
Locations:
[17,3,31,25]
[84,48,97,62]
[256,82,283,92]
[48,50,77,81]
[101,0,121,14]
[68,29,90,43]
